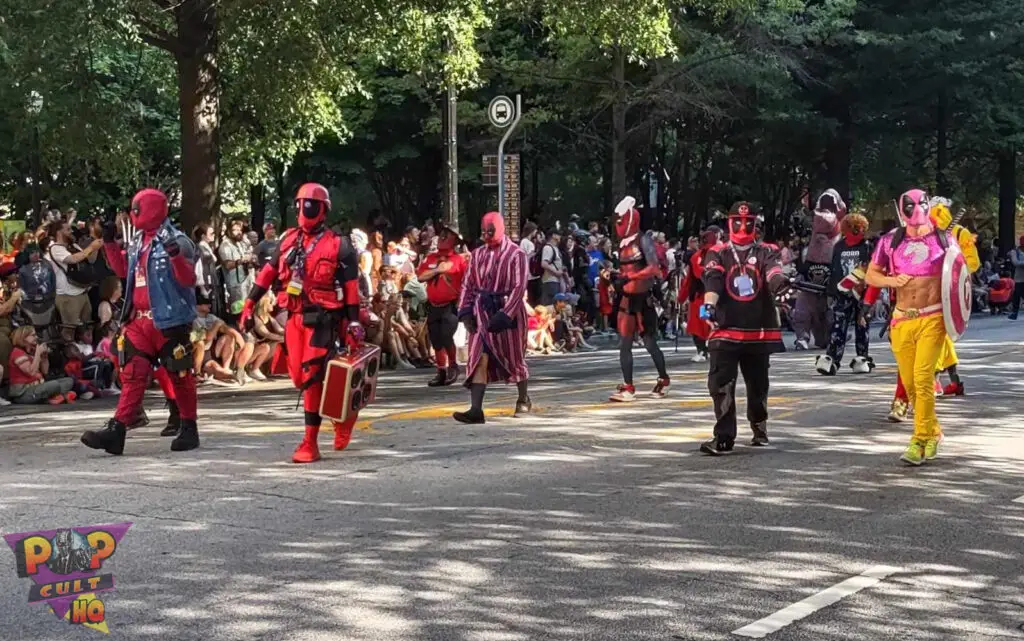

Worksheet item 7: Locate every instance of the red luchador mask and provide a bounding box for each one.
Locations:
[613,196,640,240]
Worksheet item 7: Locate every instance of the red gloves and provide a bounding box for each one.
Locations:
[239,298,256,332]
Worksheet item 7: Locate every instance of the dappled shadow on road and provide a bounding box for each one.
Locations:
[4,428,1024,640]
[3,338,1024,640]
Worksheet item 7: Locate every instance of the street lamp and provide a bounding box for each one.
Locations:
[26,91,43,225]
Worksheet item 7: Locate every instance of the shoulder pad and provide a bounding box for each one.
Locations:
[709,242,728,252]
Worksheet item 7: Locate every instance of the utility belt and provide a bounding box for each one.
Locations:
[118,322,193,374]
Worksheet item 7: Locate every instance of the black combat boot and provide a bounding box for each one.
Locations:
[81,419,127,456]
[170,420,200,452]
[160,400,181,437]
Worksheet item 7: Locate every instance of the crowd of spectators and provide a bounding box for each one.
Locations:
[1,205,1019,409]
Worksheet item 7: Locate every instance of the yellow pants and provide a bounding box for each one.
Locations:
[936,336,958,372]
[890,314,946,441]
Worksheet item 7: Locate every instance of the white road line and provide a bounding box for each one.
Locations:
[1012,495,1024,504]
[732,565,900,639]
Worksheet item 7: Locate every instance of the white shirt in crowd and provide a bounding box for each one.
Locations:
[47,243,88,297]
[520,237,539,281]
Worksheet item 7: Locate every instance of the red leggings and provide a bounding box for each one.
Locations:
[114,317,197,423]
[285,313,330,427]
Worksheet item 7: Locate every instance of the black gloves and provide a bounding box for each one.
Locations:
[461,315,478,334]
[487,310,517,332]
[156,223,180,257]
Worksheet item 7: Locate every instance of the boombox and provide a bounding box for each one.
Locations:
[319,345,382,423]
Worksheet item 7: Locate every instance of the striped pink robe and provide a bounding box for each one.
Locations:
[458,237,529,385]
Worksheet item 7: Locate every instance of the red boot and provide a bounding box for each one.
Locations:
[942,381,965,396]
[333,417,356,451]
[292,426,322,464]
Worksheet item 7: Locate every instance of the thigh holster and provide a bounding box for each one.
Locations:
[158,325,195,374]
[117,330,152,369]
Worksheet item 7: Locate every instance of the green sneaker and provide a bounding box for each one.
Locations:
[900,440,925,466]
[924,435,942,460]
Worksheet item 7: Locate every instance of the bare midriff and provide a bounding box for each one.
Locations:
[894,276,941,312]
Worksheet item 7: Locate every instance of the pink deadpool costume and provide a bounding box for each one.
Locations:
[868,188,955,465]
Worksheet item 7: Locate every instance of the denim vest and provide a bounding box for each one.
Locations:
[122,227,197,330]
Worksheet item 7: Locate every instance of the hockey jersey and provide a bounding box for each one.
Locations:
[702,241,788,354]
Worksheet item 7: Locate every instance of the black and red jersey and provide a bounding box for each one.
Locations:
[702,241,787,353]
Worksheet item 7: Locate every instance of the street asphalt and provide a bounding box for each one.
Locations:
[1,315,1023,641]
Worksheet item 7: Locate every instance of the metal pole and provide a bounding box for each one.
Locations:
[446,82,459,233]
[31,125,42,226]
[497,95,522,218]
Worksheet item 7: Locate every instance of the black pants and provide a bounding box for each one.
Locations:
[426,302,459,352]
[825,297,869,363]
[708,349,770,443]
[1012,282,1024,315]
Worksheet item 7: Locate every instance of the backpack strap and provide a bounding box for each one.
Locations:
[890,227,906,252]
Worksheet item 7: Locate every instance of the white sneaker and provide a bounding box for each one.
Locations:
[247,368,268,382]
[80,391,95,401]
[691,352,708,363]
[396,359,416,370]
[0,396,11,406]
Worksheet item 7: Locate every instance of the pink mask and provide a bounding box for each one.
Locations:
[899,189,931,227]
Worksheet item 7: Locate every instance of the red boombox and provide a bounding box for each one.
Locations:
[319,345,382,423]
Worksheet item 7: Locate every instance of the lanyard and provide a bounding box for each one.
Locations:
[728,242,754,267]
[293,231,325,281]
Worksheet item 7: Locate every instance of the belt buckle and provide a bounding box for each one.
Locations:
[136,310,152,320]
[904,308,920,319]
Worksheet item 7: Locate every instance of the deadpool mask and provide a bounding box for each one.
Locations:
[481,212,505,247]
[130,188,169,233]
[899,188,931,228]
[727,203,756,246]
[298,198,326,233]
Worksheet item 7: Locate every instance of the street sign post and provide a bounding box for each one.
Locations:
[492,95,523,224]
[503,154,521,239]
[488,96,515,129]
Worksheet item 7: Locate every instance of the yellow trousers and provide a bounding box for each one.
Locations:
[936,336,958,372]
[890,314,946,441]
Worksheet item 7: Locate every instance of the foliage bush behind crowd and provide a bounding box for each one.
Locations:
[0,0,1021,247]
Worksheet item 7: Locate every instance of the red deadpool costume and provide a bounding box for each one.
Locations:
[609,198,670,402]
[678,227,721,363]
[239,183,363,464]
[81,188,199,455]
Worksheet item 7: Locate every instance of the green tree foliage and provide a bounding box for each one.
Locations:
[0,0,1020,245]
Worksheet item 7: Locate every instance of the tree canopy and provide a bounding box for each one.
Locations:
[0,0,1020,248]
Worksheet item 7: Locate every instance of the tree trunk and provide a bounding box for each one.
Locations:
[249,183,266,237]
[822,98,852,204]
[998,146,1017,255]
[530,157,540,223]
[936,90,950,196]
[272,161,288,228]
[175,0,219,234]
[611,47,627,203]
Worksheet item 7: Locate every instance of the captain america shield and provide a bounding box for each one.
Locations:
[941,245,971,341]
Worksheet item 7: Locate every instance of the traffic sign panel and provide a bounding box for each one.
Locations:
[488,96,515,128]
